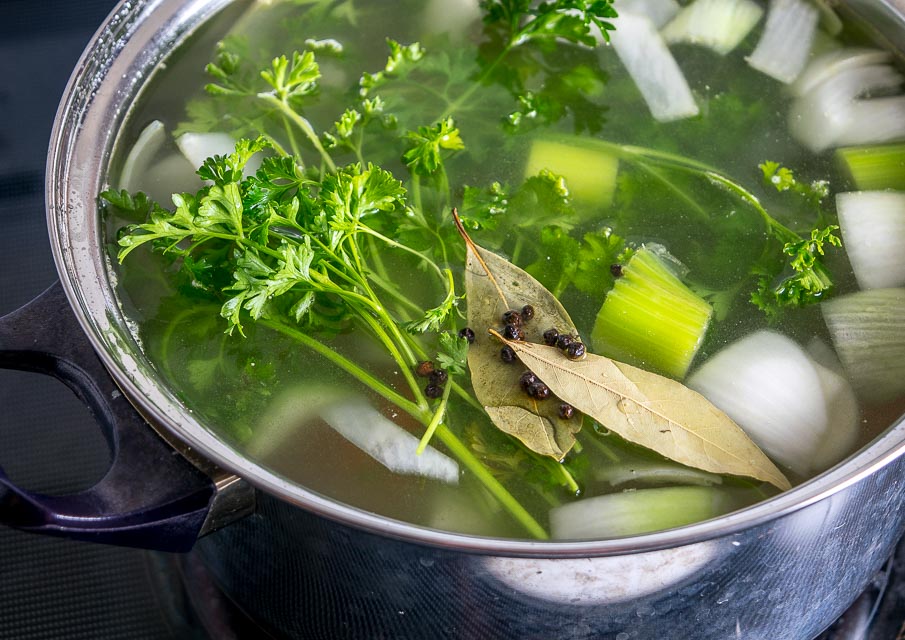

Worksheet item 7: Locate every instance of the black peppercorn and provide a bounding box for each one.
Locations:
[429,369,448,386]
[555,333,574,350]
[521,304,535,321]
[458,327,476,344]
[530,382,551,400]
[519,371,538,391]
[502,309,523,326]
[503,324,525,341]
[415,360,435,377]
[559,403,575,420]
[565,341,586,360]
[500,346,516,363]
[425,383,444,399]
[610,263,624,278]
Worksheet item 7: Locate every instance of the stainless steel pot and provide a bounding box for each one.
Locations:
[3,0,905,637]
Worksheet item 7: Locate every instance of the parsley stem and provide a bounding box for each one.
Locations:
[434,424,549,540]
[260,318,425,419]
[355,311,428,410]
[417,379,452,454]
[258,93,337,172]
[568,136,806,244]
[357,225,446,282]
[347,238,420,367]
[557,464,580,495]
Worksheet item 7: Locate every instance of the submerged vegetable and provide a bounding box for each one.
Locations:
[836,191,905,290]
[550,486,740,539]
[836,143,905,191]
[687,331,859,477]
[746,0,819,83]
[661,0,763,55]
[591,245,713,379]
[822,288,905,404]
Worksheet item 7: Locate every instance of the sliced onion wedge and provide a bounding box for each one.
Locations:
[687,331,859,477]
[788,63,905,152]
[792,48,892,97]
[610,13,699,122]
[836,191,905,290]
[746,0,819,84]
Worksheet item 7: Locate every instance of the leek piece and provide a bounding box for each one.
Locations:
[836,191,905,290]
[591,245,713,379]
[822,288,905,403]
[550,486,735,539]
[837,144,905,191]
[661,0,764,56]
[746,0,819,84]
[524,138,619,207]
[687,331,859,477]
[610,13,699,122]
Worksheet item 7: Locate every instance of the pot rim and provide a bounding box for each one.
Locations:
[46,0,905,557]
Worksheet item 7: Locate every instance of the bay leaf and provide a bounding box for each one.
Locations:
[456,212,582,459]
[490,330,792,491]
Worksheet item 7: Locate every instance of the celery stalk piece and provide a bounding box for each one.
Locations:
[837,144,905,191]
[550,486,736,539]
[524,138,619,207]
[661,0,764,56]
[591,245,713,379]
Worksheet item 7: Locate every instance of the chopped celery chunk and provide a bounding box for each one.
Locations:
[591,245,712,379]
[524,138,618,207]
[837,144,905,191]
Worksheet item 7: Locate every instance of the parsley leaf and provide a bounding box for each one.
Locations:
[402,117,465,177]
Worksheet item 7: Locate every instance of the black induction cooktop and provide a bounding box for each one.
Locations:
[1,1,903,639]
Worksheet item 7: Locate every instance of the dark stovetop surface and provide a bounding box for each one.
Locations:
[0,1,201,638]
[0,1,903,639]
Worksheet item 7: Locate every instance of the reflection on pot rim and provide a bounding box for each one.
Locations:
[482,539,723,604]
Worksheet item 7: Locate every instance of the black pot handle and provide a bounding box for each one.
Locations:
[0,282,227,552]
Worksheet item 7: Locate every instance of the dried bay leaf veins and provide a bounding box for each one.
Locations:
[490,330,792,491]
[455,210,582,459]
